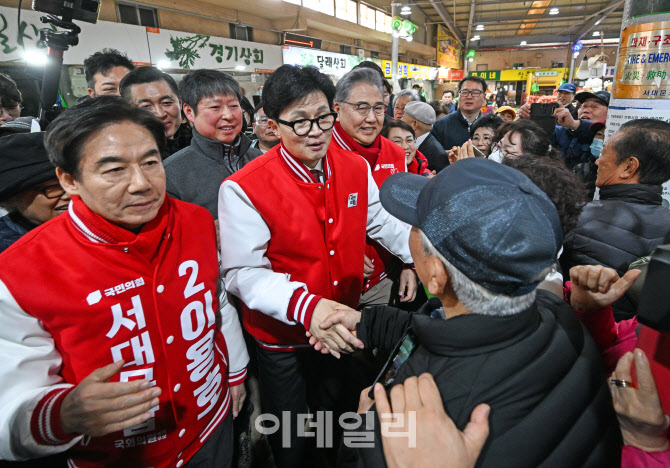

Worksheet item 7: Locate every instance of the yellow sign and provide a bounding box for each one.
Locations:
[500,69,532,81]
[614,21,670,99]
[437,25,462,69]
[380,60,431,79]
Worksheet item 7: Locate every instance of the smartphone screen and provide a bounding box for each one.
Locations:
[368,329,417,398]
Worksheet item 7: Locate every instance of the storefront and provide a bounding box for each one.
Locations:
[0,5,282,110]
[281,46,364,80]
[378,60,438,101]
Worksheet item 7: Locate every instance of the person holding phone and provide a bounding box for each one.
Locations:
[317,158,621,468]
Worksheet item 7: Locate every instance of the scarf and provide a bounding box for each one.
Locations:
[332,121,382,168]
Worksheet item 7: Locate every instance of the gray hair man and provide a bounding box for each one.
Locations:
[330,67,417,308]
[402,101,448,172]
[251,103,279,153]
[392,89,419,120]
[315,158,622,468]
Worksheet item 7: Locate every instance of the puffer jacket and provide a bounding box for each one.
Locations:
[561,184,670,320]
[338,291,621,468]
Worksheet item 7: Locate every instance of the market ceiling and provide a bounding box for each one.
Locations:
[412,0,625,49]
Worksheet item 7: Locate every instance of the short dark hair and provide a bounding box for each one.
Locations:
[492,120,513,145]
[45,96,165,180]
[412,84,421,89]
[381,119,415,139]
[179,69,241,114]
[119,66,179,100]
[428,100,449,117]
[612,119,670,185]
[262,65,335,121]
[83,49,135,89]
[442,90,454,97]
[0,73,22,108]
[457,76,486,93]
[504,120,555,159]
[503,155,587,236]
[470,113,504,137]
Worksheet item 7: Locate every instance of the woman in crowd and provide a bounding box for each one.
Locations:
[428,100,449,120]
[382,120,431,177]
[0,132,70,252]
[491,119,561,162]
[470,113,504,158]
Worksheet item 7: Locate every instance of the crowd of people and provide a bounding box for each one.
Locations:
[0,47,669,468]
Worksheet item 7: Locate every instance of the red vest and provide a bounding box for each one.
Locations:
[226,144,369,347]
[0,197,230,468]
[330,126,407,291]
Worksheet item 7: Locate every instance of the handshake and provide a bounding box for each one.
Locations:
[306,298,365,358]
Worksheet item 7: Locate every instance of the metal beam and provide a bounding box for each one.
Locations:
[465,0,476,48]
[558,0,624,36]
[429,0,464,45]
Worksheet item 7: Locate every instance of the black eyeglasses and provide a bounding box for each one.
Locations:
[34,184,66,199]
[458,89,484,97]
[277,112,338,137]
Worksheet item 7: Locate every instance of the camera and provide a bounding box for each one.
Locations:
[32,0,101,24]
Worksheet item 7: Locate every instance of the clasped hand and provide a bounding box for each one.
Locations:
[306,298,364,358]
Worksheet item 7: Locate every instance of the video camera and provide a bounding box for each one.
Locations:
[31,0,101,126]
[32,0,100,24]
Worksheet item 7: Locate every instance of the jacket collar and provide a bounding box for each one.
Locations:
[191,129,253,163]
[599,184,662,205]
[411,297,540,356]
[68,195,170,262]
[278,143,331,184]
[332,121,382,167]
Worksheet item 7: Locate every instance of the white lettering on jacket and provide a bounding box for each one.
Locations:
[179,260,222,420]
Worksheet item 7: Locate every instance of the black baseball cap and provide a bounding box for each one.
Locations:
[576,90,610,106]
[0,132,56,201]
[380,158,562,296]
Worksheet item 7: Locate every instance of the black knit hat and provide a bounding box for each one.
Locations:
[0,132,56,201]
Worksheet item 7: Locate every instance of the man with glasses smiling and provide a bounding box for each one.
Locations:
[431,76,487,153]
[219,65,412,467]
[250,103,280,153]
[331,68,417,309]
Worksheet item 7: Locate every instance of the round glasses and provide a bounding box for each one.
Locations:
[35,184,66,199]
[277,112,338,137]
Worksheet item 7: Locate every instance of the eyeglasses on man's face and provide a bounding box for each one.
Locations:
[342,101,387,116]
[34,184,67,199]
[255,117,270,127]
[277,112,338,137]
[458,89,484,97]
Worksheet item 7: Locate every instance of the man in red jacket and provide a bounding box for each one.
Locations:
[330,68,418,308]
[0,97,248,468]
[219,65,412,468]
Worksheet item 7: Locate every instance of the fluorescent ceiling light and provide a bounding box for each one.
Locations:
[592,31,600,36]
[549,8,559,15]
[476,24,484,31]
[520,41,527,46]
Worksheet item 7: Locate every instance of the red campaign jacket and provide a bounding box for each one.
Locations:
[331,124,407,292]
[408,150,432,177]
[0,196,243,467]
[222,144,369,348]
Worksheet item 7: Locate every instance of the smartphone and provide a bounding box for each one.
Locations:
[530,103,560,137]
[472,145,486,158]
[368,329,417,398]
